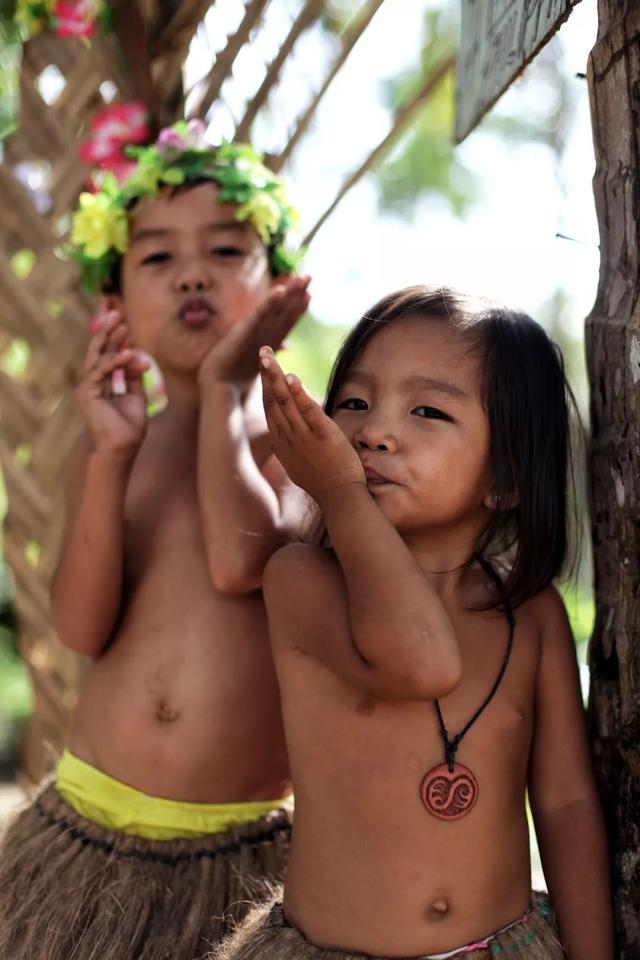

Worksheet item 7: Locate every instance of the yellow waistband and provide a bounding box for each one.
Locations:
[56,750,292,841]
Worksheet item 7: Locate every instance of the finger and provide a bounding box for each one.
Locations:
[286,374,328,434]
[259,288,310,351]
[109,321,129,353]
[259,360,291,435]
[84,328,109,373]
[111,369,127,396]
[126,375,147,401]
[259,349,308,435]
[87,349,136,386]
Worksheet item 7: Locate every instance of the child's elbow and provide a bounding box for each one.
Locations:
[362,627,462,700]
[209,558,262,595]
[410,652,462,699]
[51,615,102,659]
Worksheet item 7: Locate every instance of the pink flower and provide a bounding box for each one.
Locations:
[155,119,209,154]
[79,101,149,182]
[91,102,149,146]
[156,128,187,153]
[54,0,100,38]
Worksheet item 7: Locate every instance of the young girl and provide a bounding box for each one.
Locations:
[216,286,613,960]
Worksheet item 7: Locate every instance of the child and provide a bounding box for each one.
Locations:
[215,286,613,960]
[0,121,310,960]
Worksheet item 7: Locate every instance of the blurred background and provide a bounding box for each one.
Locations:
[0,0,597,847]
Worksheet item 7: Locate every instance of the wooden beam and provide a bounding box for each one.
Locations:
[110,0,160,134]
[187,0,270,120]
[302,52,455,247]
[234,0,323,142]
[271,0,387,173]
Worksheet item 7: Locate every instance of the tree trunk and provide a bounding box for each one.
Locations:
[586,3,640,955]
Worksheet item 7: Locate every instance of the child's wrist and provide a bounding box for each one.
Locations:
[198,376,244,406]
[316,479,369,514]
[88,444,139,474]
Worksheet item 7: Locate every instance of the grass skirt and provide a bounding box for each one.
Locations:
[213,891,565,960]
[0,782,291,960]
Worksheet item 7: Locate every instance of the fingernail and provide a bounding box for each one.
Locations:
[111,369,127,396]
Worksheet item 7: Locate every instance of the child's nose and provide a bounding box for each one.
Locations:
[174,262,212,292]
[354,421,397,453]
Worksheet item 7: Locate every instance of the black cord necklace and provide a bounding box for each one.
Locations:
[420,556,516,821]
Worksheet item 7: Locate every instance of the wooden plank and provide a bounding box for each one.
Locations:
[456,0,582,143]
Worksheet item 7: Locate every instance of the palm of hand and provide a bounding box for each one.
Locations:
[200,276,311,387]
[84,389,147,450]
[259,349,365,502]
[278,415,365,501]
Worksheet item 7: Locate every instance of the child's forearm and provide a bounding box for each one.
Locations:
[51,452,130,657]
[318,484,460,698]
[535,796,614,959]
[198,381,284,594]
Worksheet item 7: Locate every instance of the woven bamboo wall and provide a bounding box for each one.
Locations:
[0,30,138,784]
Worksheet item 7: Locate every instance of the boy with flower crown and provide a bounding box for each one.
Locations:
[0,120,310,960]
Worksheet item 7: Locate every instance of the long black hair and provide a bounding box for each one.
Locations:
[324,285,579,611]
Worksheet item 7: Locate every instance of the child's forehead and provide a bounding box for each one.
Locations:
[129,182,245,234]
[363,315,473,363]
[351,317,482,393]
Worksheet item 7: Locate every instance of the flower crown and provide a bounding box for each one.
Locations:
[70,120,303,292]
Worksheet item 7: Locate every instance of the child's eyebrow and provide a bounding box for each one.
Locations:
[130,223,250,244]
[400,374,469,400]
[130,228,174,245]
[343,369,469,400]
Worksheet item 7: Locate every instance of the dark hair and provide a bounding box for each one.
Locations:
[323,285,579,611]
[102,179,280,294]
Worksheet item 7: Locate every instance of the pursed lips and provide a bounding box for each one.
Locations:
[363,465,395,485]
[178,297,215,328]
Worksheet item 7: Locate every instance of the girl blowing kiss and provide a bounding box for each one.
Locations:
[216,286,612,960]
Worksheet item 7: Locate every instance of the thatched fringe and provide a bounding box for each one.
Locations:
[213,892,565,960]
[0,782,291,960]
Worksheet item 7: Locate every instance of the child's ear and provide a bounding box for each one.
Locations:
[104,292,125,315]
[483,488,519,511]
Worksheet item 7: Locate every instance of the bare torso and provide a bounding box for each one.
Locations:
[279,590,541,955]
[69,410,291,803]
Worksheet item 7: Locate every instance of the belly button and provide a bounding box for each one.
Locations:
[428,899,450,921]
[356,696,376,716]
[155,700,180,723]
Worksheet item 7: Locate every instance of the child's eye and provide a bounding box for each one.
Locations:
[336,397,368,411]
[412,406,451,421]
[210,246,244,258]
[141,252,171,265]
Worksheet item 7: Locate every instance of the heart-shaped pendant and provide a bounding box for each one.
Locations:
[420,762,478,820]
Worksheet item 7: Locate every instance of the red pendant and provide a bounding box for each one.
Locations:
[420,762,478,820]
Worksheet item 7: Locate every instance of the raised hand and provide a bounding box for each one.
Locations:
[199,275,310,388]
[259,346,365,503]
[75,308,149,458]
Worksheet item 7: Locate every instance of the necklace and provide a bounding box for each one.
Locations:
[420,556,515,821]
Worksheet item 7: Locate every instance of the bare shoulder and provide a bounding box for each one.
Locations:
[525,585,574,651]
[265,542,341,607]
[264,544,346,638]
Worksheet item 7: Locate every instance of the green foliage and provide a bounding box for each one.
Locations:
[375,8,477,218]
[374,5,578,219]
[0,627,31,721]
[0,2,21,141]
[280,312,348,400]
[560,583,595,651]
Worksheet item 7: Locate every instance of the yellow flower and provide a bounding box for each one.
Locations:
[15,0,55,35]
[71,193,128,259]
[236,192,281,244]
